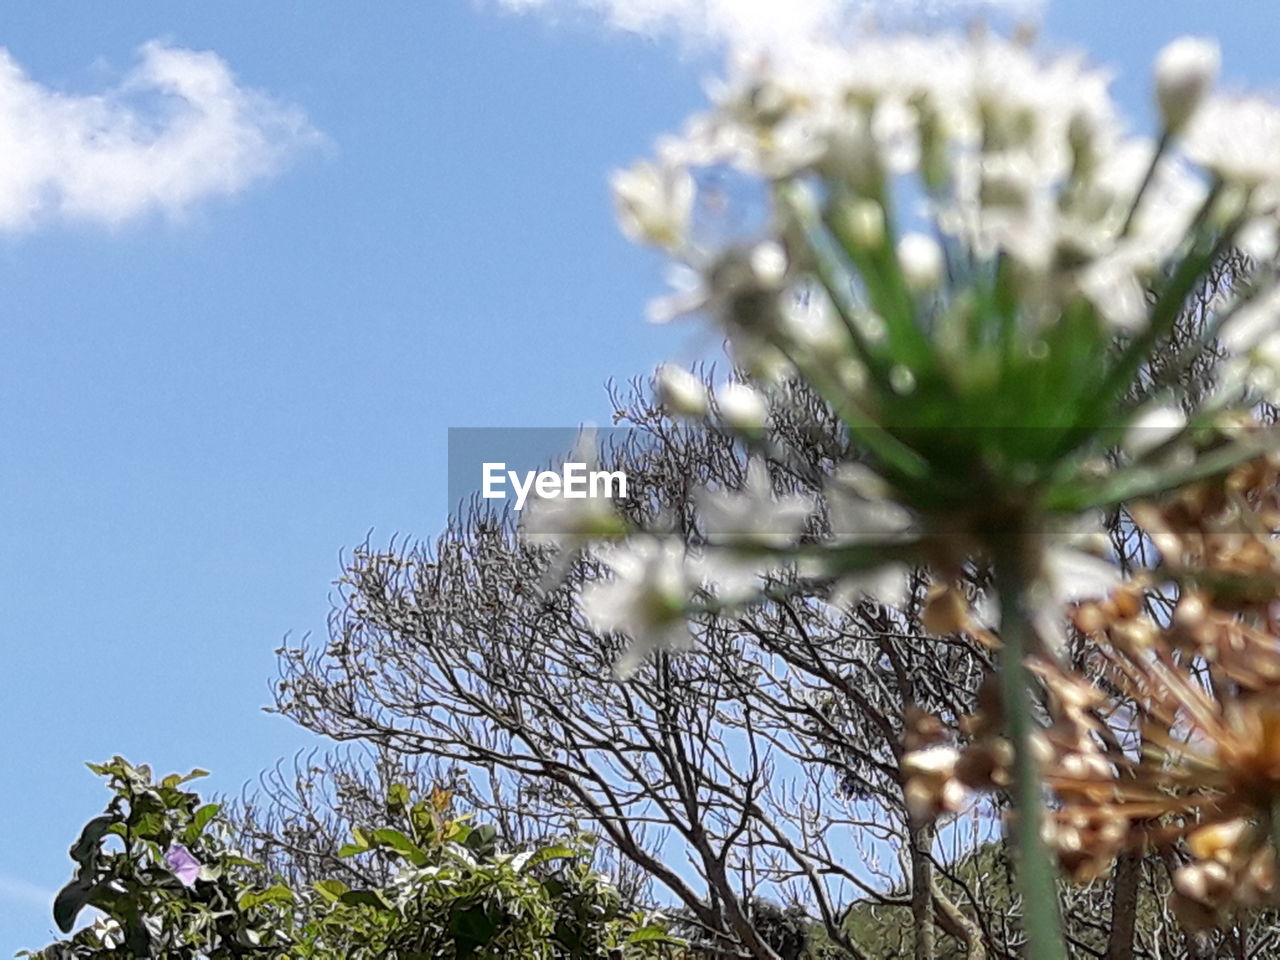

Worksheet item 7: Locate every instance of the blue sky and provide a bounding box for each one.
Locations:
[2,0,1278,950]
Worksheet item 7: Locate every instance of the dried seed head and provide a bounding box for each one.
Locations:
[902,745,967,823]
[922,583,972,635]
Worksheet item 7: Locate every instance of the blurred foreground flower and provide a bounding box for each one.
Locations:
[603,28,1280,659]
[537,25,1280,958]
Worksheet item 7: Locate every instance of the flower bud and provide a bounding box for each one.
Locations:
[748,241,788,287]
[897,233,944,292]
[611,159,695,251]
[655,364,709,418]
[840,198,885,249]
[1155,37,1219,133]
[1124,404,1187,456]
[716,382,768,433]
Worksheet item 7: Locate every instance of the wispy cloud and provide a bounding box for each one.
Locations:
[0,873,55,910]
[0,41,320,233]
[498,0,1045,52]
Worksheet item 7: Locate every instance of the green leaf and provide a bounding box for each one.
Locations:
[463,824,497,856]
[627,924,680,945]
[386,782,410,811]
[336,842,369,858]
[52,879,96,933]
[338,889,392,910]
[69,815,117,865]
[129,811,165,839]
[517,843,580,872]
[237,884,295,910]
[370,828,428,866]
[314,879,350,902]
[450,904,501,957]
[161,768,210,788]
[183,802,222,844]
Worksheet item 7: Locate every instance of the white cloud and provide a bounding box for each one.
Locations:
[0,873,55,909]
[499,0,1045,52]
[0,41,320,232]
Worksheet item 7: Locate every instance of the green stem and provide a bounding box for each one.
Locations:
[993,534,1068,960]
[1118,128,1174,239]
[1043,430,1279,513]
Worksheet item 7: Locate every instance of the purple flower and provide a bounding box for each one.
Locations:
[163,843,201,888]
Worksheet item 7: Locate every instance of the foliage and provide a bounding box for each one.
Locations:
[24,758,683,960]
[19,756,292,959]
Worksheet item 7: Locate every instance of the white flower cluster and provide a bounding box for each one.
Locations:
[583,31,1280,679]
[614,32,1280,357]
[578,455,817,678]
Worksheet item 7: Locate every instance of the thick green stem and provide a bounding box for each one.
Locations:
[993,535,1068,960]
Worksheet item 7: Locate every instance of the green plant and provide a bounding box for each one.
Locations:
[24,758,683,960]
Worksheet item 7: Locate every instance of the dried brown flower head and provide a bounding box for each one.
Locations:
[903,451,1280,925]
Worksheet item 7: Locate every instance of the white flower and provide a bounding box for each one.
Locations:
[697,459,813,549]
[90,918,124,949]
[1103,143,1205,251]
[716,382,769,432]
[748,241,788,285]
[1124,404,1188,457]
[1247,337,1280,398]
[611,159,694,251]
[1186,94,1280,188]
[646,262,707,325]
[693,460,814,604]
[1035,534,1120,653]
[824,463,914,544]
[655,364,709,417]
[830,563,913,613]
[1236,214,1279,262]
[580,536,702,679]
[1219,282,1280,354]
[521,493,622,551]
[519,429,627,591]
[818,463,915,612]
[1155,37,1220,133]
[897,233,944,292]
[1074,248,1151,332]
[647,243,786,332]
[1220,322,1280,402]
[778,284,847,361]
